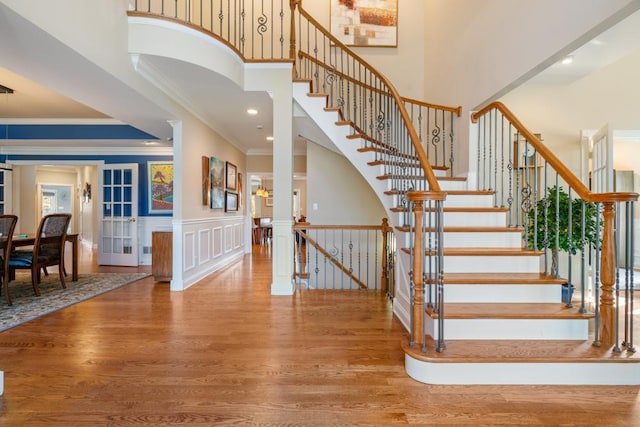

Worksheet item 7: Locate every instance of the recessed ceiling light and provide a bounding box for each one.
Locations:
[561,55,574,65]
[266,136,274,141]
[247,108,258,115]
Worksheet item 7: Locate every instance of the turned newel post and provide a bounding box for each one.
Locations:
[412,200,425,346]
[380,218,390,295]
[599,201,616,347]
[289,0,300,78]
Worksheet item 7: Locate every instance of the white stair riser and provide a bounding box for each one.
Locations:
[427,318,589,340]
[444,284,563,303]
[397,211,508,228]
[443,194,494,208]
[398,231,522,249]
[438,255,541,273]
[405,356,640,385]
[437,180,467,191]
[444,212,506,227]
[444,232,522,247]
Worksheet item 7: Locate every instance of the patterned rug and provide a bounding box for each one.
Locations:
[0,272,150,332]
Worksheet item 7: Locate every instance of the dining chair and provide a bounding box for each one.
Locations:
[0,214,18,305]
[8,213,72,298]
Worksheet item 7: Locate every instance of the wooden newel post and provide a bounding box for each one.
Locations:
[380,218,390,295]
[289,0,299,78]
[412,200,425,346]
[599,202,616,347]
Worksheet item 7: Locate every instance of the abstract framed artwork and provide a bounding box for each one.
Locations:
[226,161,237,190]
[210,156,225,209]
[330,0,398,47]
[148,161,174,213]
[225,191,239,212]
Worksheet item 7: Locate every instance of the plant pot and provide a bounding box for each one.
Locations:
[561,283,575,304]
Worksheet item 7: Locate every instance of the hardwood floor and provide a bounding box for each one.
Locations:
[0,244,638,426]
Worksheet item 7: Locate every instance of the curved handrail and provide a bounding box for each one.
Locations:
[294,0,442,194]
[471,101,638,203]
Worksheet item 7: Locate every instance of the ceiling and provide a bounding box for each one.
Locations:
[1,8,640,153]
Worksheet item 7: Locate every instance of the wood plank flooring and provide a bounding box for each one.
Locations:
[0,244,638,426]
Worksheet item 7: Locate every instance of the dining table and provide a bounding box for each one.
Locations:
[11,233,79,282]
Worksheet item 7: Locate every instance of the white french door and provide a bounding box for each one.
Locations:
[98,163,139,266]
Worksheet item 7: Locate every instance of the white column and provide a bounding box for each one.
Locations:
[168,119,184,291]
[244,63,295,295]
[270,77,295,296]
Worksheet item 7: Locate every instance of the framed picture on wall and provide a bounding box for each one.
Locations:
[237,172,243,208]
[226,161,237,190]
[202,156,210,206]
[225,191,239,212]
[266,190,273,207]
[210,156,225,209]
[330,0,398,47]
[148,161,174,213]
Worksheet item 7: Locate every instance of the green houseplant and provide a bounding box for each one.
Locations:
[525,185,600,277]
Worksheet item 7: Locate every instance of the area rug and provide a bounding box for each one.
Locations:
[0,272,150,332]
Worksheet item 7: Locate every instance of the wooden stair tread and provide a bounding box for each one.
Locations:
[395,226,524,233]
[427,303,594,319]
[444,190,495,195]
[442,272,566,284]
[367,159,449,171]
[391,206,509,213]
[384,189,494,196]
[401,247,544,256]
[443,247,543,256]
[377,174,467,181]
[402,338,640,363]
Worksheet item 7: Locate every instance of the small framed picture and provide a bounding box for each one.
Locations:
[148,161,173,213]
[226,161,237,190]
[225,191,239,212]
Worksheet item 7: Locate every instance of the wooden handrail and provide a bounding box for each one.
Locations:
[294,1,442,194]
[296,52,461,116]
[128,11,292,65]
[294,223,386,231]
[471,101,639,204]
[402,96,462,117]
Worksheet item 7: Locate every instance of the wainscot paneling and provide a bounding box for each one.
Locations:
[198,228,211,265]
[177,216,246,290]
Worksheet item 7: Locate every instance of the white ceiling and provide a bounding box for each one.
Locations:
[526,9,640,85]
[1,8,640,153]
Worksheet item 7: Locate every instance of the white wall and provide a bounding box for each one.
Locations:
[422,0,640,177]
[302,0,425,98]
[307,143,386,225]
[500,48,640,178]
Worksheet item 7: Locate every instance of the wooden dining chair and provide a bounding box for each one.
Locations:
[0,214,18,305]
[8,213,72,298]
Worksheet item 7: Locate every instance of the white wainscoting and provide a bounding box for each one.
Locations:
[176,215,246,290]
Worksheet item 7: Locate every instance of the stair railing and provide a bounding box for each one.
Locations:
[293,219,395,294]
[129,0,449,351]
[128,0,292,61]
[472,102,637,352]
[291,1,447,351]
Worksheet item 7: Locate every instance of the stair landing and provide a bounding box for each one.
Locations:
[402,337,640,385]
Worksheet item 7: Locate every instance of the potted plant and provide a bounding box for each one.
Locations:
[525,186,600,301]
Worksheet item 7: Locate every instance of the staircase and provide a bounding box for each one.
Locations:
[129,0,639,386]
[293,80,640,385]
